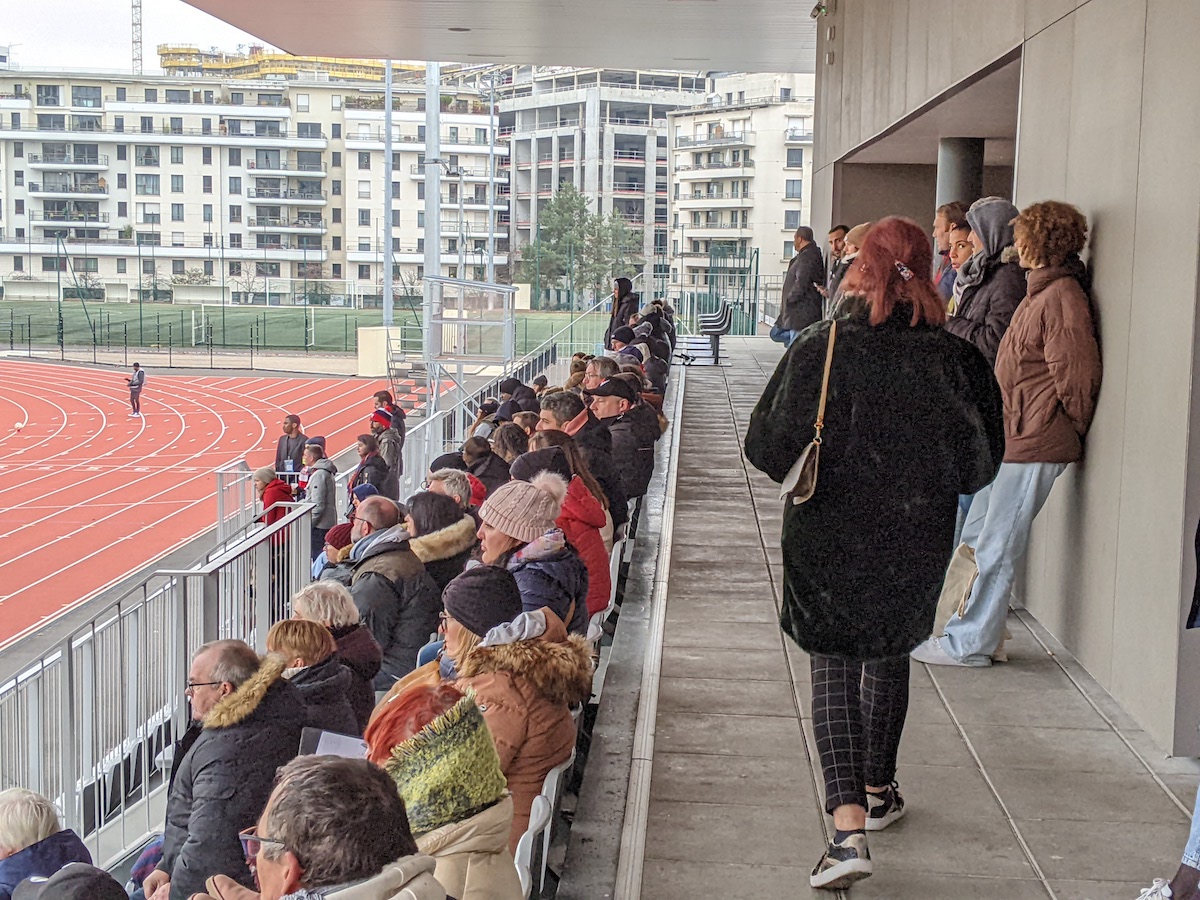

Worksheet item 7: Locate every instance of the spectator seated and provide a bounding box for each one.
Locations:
[0,789,91,900]
[266,619,359,736]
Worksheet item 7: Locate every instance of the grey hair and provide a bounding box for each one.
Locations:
[0,789,60,854]
[195,639,260,689]
[586,356,619,380]
[292,581,360,629]
[540,391,584,426]
[429,468,471,509]
[262,756,418,887]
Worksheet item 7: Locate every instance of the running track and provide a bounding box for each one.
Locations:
[0,360,386,650]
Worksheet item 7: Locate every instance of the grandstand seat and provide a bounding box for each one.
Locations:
[538,749,577,892]
[586,539,625,644]
[700,302,734,364]
[515,795,552,899]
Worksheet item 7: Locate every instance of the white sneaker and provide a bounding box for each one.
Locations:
[865,782,906,831]
[1135,879,1173,899]
[810,832,872,890]
[910,636,970,667]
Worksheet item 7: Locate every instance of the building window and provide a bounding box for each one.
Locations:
[229,176,242,194]
[780,87,793,101]
[476,127,488,144]
[786,148,804,168]
[358,209,370,226]
[331,179,342,196]
[230,92,244,105]
[784,210,802,230]
[202,204,213,222]
[331,151,341,167]
[42,256,67,272]
[135,174,160,195]
[140,116,153,134]
[142,259,156,274]
[331,262,343,277]
[784,240,796,259]
[417,211,425,227]
[296,94,310,112]
[203,260,214,276]
[144,88,158,103]
[172,259,186,275]
[171,174,184,192]
[135,146,159,166]
[118,201,128,217]
[13,171,22,186]
[117,173,127,189]
[358,180,371,199]
[115,87,127,101]
[13,200,22,215]
[358,239,371,252]
[331,236,342,250]
[417,183,426,200]
[391,209,401,228]
[391,182,400,199]
[202,146,212,164]
[297,122,321,138]
[229,233,242,248]
[229,261,242,276]
[116,258,126,273]
[331,124,341,139]
[203,234,213,247]
[358,152,370,170]
[13,257,23,272]
[171,203,184,221]
[202,175,212,194]
[117,144,127,161]
[12,141,22,158]
[785,179,803,199]
[36,85,61,106]
[229,205,242,222]
[256,262,280,277]
[331,208,341,224]
[358,264,371,280]
[170,146,184,164]
[229,148,241,166]
[171,232,184,246]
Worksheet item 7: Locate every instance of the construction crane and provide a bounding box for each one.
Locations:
[132,0,143,74]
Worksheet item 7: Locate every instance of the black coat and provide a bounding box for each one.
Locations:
[469,450,512,498]
[603,405,660,500]
[288,655,359,736]
[745,308,1005,660]
[158,658,305,899]
[573,413,628,528]
[332,624,383,734]
[350,529,442,687]
[349,453,390,500]
[778,242,826,333]
[945,258,1027,367]
[605,292,641,348]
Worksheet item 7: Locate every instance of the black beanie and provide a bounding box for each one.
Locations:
[510,447,573,485]
[430,452,468,472]
[442,566,525,637]
[495,399,521,422]
[611,325,636,345]
[498,377,523,396]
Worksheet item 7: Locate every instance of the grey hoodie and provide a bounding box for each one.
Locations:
[955,196,1019,293]
[307,458,338,529]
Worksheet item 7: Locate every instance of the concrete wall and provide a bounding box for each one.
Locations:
[812,0,1200,752]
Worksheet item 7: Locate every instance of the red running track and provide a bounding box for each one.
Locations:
[0,360,386,650]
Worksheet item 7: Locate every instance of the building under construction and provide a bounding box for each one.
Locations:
[157,44,422,82]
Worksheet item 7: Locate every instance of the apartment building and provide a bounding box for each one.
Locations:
[0,70,507,304]
[445,67,708,287]
[666,72,815,290]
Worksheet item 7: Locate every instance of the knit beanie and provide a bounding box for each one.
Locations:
[611,325,636,345]
[324,523,353,550]
[509,447,573,485]
[371,409,393,428]
[304,435,326,450]
[498,377,523,396]
[352,483,379,503]
[479,472,567,543]
[383,694,509,837]
[254,466,276,484]
[495,399,521,422]
[442,566,525,638]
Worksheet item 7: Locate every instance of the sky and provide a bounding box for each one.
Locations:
[4,0,274,72]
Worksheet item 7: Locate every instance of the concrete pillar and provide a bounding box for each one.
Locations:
[935,137,985,207]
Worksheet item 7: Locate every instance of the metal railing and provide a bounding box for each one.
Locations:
[27,153,110,166]
[0,500,312,869]
[676,131,755,148]
[246,188,327,201]
[27,182,107,195]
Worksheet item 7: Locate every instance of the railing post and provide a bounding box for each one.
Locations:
[199,573,221,644]
[252,542,272,652]
[57,637,79,832]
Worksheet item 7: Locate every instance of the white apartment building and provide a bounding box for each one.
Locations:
[0,71,508,304]
[667,72,815,291]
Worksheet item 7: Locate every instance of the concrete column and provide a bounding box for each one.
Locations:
[935,137,985,207]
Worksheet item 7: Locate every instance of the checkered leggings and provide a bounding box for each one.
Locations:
[810,653,911,813]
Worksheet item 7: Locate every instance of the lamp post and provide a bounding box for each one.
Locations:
[55,235,64,350]
[383,59,395,328]
[484,73,497,284]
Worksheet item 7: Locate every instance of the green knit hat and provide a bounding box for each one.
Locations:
[383,693,508,837]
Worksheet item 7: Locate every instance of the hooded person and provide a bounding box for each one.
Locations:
[403,491,478,593]
[510,447,611,617]
[292,581,382,734]
[510,384,542,415]
[0,790,92,900]
[468,399,502,440]
[302,441,338,559]
[266,619,359,736]
[439,568,592,851]
[477,475,590,634]
[944,196,1027,366]
[497,377,524,401]
[604,277,641,350]
[461,435,511,498]
[365,685,523,900]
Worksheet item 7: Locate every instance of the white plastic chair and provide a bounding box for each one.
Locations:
[514,795,552,899]
[537,749,577,891]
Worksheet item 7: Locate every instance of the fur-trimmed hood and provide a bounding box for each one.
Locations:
[203,653,289,729]
[409,514,477,565]
[456,613,593,706]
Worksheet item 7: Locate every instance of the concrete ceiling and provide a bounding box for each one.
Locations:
[844,58,1021,166]
[183,0,818,73]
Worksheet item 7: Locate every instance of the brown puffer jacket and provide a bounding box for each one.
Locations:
[994,260,1101,464]
[454,611,593,853]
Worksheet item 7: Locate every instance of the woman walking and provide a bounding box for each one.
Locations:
[745,216,1005,889]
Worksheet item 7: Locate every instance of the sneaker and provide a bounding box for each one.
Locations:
[865,782,906,831]
[910,636,971,667]
[810,832,872,890]
[1136,880,1173,899]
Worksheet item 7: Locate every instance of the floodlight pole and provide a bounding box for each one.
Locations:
[486,74,497,284]
[423,62,442,414]
[383,59,395,328]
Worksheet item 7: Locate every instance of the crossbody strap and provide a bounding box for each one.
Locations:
[813,320,837,444]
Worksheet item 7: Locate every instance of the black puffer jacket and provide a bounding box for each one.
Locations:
[350,527,443,688]
[778,242,825,333]
[945,257,1027,367]
[331,623,382,734]
[287,654,359,736]
[409,514,477,593]
[571,412,628,529]
[468,450,512,498]
[605,292,641,349]
[157,656,305,899]
[603,404,661,499]
[348,453,390,502]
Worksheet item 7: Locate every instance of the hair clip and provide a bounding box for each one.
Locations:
[894,261,914,282]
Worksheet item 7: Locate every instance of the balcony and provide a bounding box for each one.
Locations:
[246,188,327,205]
[31,211,113,227]
[27,182,109,198]
[253,240,325,251]
[675,160,756,179]
[248,217,328,232]
[785,128,815,143]
[613,150,646,162]
[0,122,323,143]
[408,165,508,182]
[246,158,328,177]
[677,191,756,206]
[27,153,110,170]
[676,131,755,148]
[686,221,754,235]
[612,182,648,195]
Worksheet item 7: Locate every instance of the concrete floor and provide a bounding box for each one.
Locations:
[639,337,1199,899]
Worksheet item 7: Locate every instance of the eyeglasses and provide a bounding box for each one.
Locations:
[239,827,287,861]
[185,680,221,692]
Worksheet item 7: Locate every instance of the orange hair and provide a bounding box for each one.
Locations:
[364,683,465,765]
[838,216,947,327]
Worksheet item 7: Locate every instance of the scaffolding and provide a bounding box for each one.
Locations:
[156,45,423,82]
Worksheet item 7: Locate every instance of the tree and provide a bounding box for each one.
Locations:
[172,268,214,285]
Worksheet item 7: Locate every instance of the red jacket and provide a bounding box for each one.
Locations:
[259,478,294,527]
[558,476,611,616]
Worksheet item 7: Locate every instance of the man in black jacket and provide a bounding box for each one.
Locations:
[347,496,441,688]
[773,226,826,346]
[585,375,660,500]
[143,641,304,900]
[538,390,629,530]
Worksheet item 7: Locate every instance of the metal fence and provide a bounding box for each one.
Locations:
[215,459,257,544]
[0,502,312,870]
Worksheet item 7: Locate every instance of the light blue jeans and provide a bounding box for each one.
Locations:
[940,461,1067,665]
[1184,782,1200,868]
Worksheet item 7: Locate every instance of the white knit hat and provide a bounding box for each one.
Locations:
[479,472,567,543]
